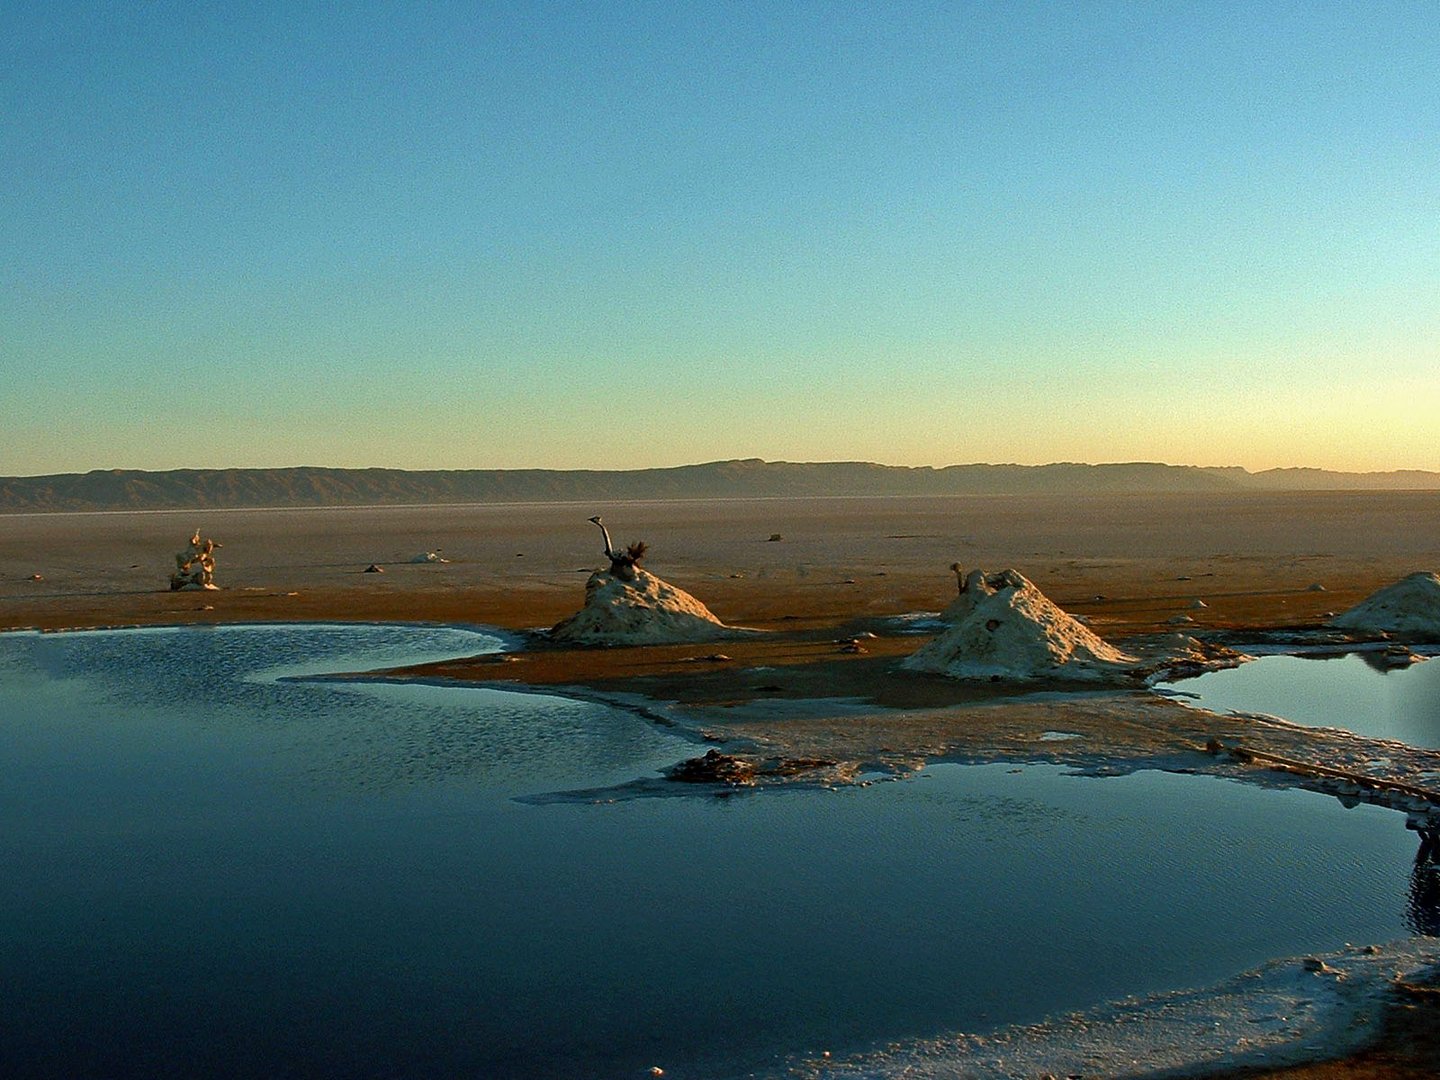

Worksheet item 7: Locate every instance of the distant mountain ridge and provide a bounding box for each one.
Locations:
[3,460,1438,513]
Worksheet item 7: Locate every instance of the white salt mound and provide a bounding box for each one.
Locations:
[550,568,746,646]
[907,568,1136,680]
[1330,571,1440,638]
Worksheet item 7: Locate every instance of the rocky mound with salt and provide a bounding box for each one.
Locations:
[550,567,748,646]
[1330,571,1440,639]
[904,568,1137,681]
[169,528,220,591]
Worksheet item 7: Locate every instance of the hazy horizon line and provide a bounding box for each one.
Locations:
[7,457,1439,482]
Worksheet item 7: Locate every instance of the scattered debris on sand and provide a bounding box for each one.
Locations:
[518,748,860,803]
[668,749,763,785]
[586,515,647,581]
[667,749,846,787]
[662,748,852,789]
[1331,571,1440,639]
[904,568,1137,681]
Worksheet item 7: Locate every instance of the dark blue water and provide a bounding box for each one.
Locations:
[0,627,1428,1079]
[1162,651,1440,748]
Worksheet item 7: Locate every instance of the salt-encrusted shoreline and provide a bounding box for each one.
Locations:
[779,939,1440,1080]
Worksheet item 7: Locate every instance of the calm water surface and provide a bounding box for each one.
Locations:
[1162,651,1440,748]
[0,626,1430,1079]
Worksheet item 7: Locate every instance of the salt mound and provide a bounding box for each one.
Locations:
[1331,571,1440,638]
[905,568,1137,680]
[550,568,746,646]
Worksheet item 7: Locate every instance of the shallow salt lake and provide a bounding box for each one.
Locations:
[0,626,1433,1079]
[1160,650,1440,748]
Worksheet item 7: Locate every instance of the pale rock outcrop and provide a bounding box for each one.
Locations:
[906,568,1137,680]
[1331,572,1440,639]
[550,567,750,646]
[170,529,220,591]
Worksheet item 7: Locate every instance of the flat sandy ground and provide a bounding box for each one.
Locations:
[5,491,1440,1077]
[5,491,1439,635]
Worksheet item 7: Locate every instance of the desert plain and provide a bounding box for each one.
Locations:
[5,489,1440,1077]
[8,489,1440,632]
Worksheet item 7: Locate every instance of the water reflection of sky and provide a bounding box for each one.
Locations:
[1163,652,1440,748]
[0,626,1431,1079]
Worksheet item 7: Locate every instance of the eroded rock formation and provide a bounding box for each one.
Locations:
[170,529,220,591]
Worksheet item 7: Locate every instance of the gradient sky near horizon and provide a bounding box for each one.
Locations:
[4,2,1437,477]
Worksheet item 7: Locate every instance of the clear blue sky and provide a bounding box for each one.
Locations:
[4,1,1437,476]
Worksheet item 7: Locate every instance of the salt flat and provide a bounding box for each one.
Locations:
[5,491,1440,1078]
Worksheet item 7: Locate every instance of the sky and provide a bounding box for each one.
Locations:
[3,1,1437,477]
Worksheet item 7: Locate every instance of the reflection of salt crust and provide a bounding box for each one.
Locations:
[550,568,747,645]
[903,569,1135,680]
[796,939,1440,1080]
[1332,571,1440,638]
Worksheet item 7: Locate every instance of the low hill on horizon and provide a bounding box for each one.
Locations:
[3,459,1438,513]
